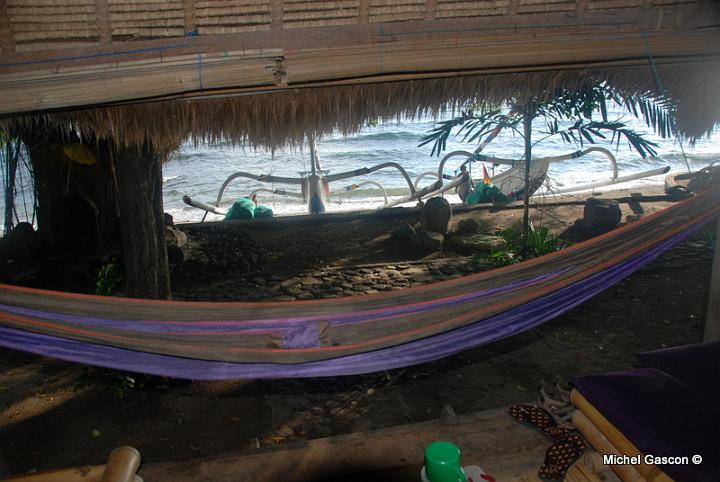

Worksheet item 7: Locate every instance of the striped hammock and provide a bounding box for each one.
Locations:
[0,188,717,379]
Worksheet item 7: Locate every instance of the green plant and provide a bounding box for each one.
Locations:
[473,224,565,266]
[96,262,121,296]
[474,249,518,268]
[420,83,674,256]
[74,367,150,400]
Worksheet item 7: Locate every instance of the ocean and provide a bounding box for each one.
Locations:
[164,108,720,223]
[2,107,719,230]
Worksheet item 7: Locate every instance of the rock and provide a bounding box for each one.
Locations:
[277,425,295,437]
[448,234,506,255]
[0,222,40,262]
[390,223,416,242]
[455,218,482,235]
[296,292,315,300]
[421,197,452,234]
[280,279,300,288]
[166,226,188,264]
[411,230,444,252]
[299,276,322,286]
[273,295,296,301]
[440,403,456,418]
[583,198,621,230]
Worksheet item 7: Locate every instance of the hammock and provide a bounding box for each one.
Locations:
[0,188,718,379]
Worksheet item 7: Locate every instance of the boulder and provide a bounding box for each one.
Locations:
[454,218,482,235]
[165,226,188,263]
[390,223,416,242]
[583,198,621,231]
[411,230,444,252]
[421,197,452,234]
[448,234,506,255]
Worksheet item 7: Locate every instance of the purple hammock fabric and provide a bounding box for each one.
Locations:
[573,368,720,482]
[0,224,703,379]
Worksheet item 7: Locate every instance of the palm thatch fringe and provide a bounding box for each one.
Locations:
[3,63,719,151]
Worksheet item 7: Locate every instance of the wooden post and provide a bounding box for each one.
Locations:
[425,0,437,20]
[271,0,283,30]
[95,0,111,44]
[182,0,196,35]
[114,141,171,300]
[359,0,369,24]
[704,220,720,342]
[521,106,533,259]
[0,0,15,53]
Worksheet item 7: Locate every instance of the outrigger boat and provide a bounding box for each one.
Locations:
[183,137,670,218]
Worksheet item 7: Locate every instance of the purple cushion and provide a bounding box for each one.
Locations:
[574,368,720,482]
[638,340,720,403]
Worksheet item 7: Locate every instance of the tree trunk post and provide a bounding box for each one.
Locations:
[114,141,171,300]
[704,220,720,342]
[521,107,533,259]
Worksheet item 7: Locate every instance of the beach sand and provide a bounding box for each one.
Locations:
[0,185,715,476]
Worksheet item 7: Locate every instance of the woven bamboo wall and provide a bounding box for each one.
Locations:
[517,0,576,14]
[435,1,510,19]
[109,0,184,40]
[283,0,359,29]
[369,0,425,23]
[587,0,644,10]
[196,0,271,34]
[6,0,98,52]
[0,0,711,52]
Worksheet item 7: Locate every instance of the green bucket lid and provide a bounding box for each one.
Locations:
[424,441,467,482]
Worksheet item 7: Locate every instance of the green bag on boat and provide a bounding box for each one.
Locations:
[466,183,508,204]
[253,205,274,218]
[224,198,256,220]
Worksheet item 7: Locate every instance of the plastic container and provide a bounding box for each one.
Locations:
[420,441,496,482]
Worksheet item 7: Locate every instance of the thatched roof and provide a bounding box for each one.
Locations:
[4,61,720,151]
[1,0,719,149]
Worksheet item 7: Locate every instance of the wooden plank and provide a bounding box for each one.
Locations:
[1,3,716,70]
[182,0,196,34]
[95,0,111,44]
[358,0,369,23]
[0,27,716,116]
[425,0,437,20]
[704,220,720,342]
[138,406,549,482]
[271,0,283,29]
[0,0,15,53]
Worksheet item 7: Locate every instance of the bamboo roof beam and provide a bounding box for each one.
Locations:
[0,27,717,117]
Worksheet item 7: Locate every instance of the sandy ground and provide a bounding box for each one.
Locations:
[0,186,715,477]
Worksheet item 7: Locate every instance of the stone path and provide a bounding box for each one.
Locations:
[174,257,488,301]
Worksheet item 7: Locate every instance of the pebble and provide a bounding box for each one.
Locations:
[299,277,322,285]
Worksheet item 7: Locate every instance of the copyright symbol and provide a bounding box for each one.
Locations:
[692,455,702,464]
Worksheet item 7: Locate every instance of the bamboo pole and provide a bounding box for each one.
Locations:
[1,29,717,116]
[704,220,720,342]
[100,446,141,482]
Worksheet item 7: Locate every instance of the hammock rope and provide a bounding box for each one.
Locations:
[0,187,718,379]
